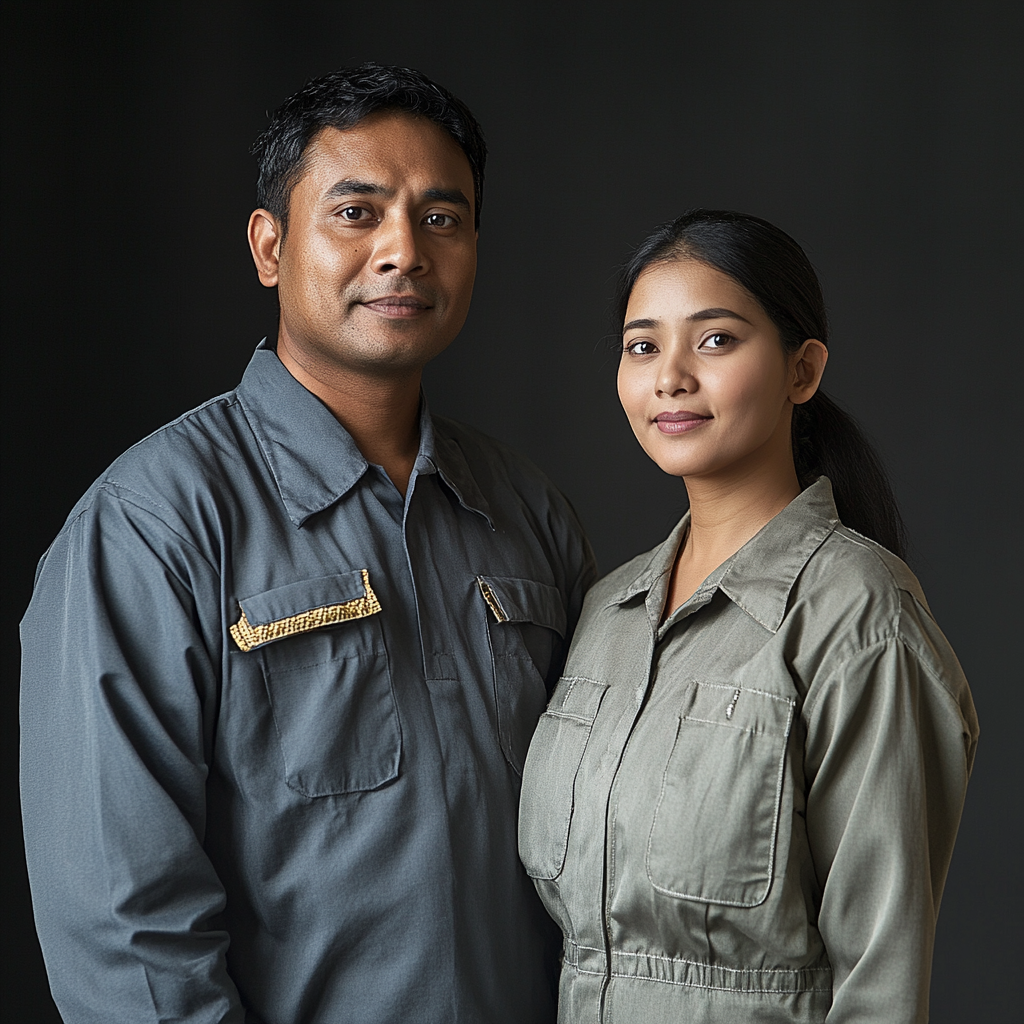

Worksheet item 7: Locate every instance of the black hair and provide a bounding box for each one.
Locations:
[251,63,486,234]
[617,209,907,560]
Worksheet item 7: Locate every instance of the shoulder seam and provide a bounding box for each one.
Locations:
[802,633,966,722]
[86,481,221,578]
[111,391,240,463]
[826,527,913,627]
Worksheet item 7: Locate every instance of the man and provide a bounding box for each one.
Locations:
[21,64,595,1023]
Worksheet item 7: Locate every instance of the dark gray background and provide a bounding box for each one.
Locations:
[4,1,1021,1019]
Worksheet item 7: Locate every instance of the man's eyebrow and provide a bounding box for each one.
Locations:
[423,187,471,210]
[324,179,394,200]
[687,307,753,325]
[323,181,470,211]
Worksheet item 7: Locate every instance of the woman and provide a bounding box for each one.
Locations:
[518,210,978,1024]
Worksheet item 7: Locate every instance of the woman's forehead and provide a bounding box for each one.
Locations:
[627,260,765,321]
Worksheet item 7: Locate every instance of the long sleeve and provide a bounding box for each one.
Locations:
[802,603,978,1024]
[20,486,244,1023]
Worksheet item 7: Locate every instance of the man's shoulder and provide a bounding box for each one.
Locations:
[434,414,541,468]
[432,415,570,504]
[64,388,249,529]
[432,416,595,583]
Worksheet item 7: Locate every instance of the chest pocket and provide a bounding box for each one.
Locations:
[646,681,795,907]
[477,575,566,776]
[233,570,400,798]
[519,675,609,880]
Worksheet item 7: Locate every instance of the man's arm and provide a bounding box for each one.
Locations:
[20,486,244,1023]
[803,624,977,1023]
[555,495,598,677]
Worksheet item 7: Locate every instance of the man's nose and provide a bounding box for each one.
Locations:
[371,214,428,277]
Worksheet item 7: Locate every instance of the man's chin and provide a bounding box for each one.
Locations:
[318,334,456,380]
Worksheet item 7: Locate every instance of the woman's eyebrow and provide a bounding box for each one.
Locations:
[623,317,660,332]
[687,307,753,325]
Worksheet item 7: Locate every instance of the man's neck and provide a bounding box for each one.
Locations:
[277,341,423,498]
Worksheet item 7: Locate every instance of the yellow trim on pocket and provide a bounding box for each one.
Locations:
[230,570,382,652]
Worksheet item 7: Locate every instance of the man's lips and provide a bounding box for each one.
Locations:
[654,410,712,434]
[358,295,433,318]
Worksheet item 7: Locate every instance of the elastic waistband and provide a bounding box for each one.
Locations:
[565,939,833,995]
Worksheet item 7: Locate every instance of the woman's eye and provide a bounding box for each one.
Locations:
[424,213,456,228]
[624,339,657,356]
[699,332,734,350]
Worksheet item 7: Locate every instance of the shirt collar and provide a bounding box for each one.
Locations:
[236,341,494,529]
[428,424,495,529]
[607,477,840,634]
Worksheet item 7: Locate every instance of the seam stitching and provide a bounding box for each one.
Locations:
[231,569,381,652]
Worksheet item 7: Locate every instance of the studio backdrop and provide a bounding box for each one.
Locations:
[4,2,1021,1020]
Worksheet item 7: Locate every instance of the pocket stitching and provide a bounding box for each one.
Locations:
[479,579,565,776]
[231,569,381,652]
[521,676,609,881]
[261,627,401,798]
[544,710,595,726]
[680,714,764,736]
[645,689,795,907]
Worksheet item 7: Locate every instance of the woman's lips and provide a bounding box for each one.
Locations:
[654,411,712,434]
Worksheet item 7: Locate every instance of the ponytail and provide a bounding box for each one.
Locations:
[793,392,907,560]
[618,209,908,560]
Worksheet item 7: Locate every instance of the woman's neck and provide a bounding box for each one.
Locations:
[664,453,802,619]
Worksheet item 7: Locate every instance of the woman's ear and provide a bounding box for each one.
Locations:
[248,209,282,287]
[789,339,828,405]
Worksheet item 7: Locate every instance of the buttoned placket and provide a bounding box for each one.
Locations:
[594,547,737,1020]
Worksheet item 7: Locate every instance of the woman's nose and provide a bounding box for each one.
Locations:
[371,214,428,277]
[656,354,697,397]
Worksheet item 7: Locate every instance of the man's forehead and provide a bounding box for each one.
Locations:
[301,114,472,187]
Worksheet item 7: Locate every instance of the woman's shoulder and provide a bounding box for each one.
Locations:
[792,522,967,687]
[797,524,975,741]
[807,523,929,612]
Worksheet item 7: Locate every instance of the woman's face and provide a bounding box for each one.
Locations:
[617,259,821,482]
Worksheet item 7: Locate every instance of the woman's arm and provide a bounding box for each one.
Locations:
[802,602,978,1024]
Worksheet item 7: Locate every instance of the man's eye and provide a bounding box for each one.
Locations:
[699,332,734,350]
[624,339,657,355]
[340,206,369,221]
[424,213,455,228]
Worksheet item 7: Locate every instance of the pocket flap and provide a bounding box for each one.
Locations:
[519,675,610,880]
[477,575,566,637]
[231,569,381,652]
[547,675,608,722]
[681,681,794,737]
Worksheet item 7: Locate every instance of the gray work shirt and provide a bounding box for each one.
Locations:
[20,342,595,1024]
[519,479,977,1024]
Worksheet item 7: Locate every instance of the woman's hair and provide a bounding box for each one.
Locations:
[617,209,907,559]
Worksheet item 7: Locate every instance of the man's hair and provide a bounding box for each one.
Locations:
[252,63,487,233]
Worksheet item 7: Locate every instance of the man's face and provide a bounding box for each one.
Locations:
[254,111,478,382]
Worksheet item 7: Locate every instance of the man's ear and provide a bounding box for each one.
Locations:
[789,339,829,405]
[248,209,282,287]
